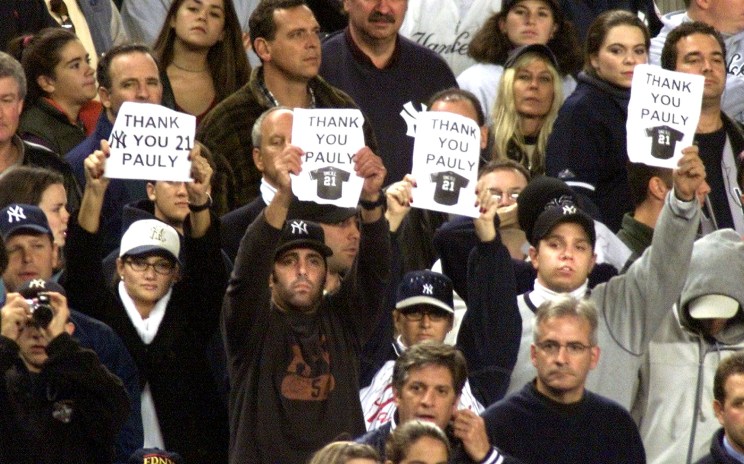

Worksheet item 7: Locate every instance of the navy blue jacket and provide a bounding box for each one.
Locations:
[696,429,742,464]
[546,72,633,232]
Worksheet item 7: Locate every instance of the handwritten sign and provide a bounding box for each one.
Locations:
[291,108,365,207]
[106,102,195,181]
[410,111,480,217]
[627,64,704,168]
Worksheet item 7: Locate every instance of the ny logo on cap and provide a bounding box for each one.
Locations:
[423,284,433,295]
[6,205,26,223]
[562,204,577,215]
[149,226,166,243]
[544,194,577,213]
[290,220,308,235]
[28,279,46,289]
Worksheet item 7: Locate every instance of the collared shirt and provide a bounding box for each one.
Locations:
[724,436,744,463]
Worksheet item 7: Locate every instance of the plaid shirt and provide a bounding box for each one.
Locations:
[197,66,377,215]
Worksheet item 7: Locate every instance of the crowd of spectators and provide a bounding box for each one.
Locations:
[3,0,744,463]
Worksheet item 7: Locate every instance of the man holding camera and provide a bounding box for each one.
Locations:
[0,277,130,463]
[0,202,143,462]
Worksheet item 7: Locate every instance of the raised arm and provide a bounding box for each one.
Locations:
[329,146,390,345]
[222,143,302,363]
[599,145,704,353]
[457,179,521,406]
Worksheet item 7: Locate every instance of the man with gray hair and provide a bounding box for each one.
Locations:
[0,52,79,211]
[221,107,362,294]
[483,295,645,464]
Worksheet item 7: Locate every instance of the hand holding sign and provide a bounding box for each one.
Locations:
[355,146,386,202]
[83,140,111,195]
[673,145,706,202]
[385,175,415,232]
[106,102,195,181]
[185,144,213,205]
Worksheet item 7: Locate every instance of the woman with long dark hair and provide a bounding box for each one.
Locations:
[152,0,250,126]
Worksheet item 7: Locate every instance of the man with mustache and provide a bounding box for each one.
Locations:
[483,296,645,464]
[319,0,457,187]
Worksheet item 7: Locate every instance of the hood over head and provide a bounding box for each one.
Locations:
[678,229,744,343]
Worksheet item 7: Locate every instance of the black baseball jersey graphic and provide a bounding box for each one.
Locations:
[309,166,351,200]
[430,170,469,206]
[645,125,684,160]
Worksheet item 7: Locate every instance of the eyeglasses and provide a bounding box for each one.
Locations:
[487,188,520,203]
[125,258,176,275]
[401,308,451,322]
[535,341,593,356]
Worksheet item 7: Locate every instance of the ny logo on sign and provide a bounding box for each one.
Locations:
[422,284,434,295]
[6,205,26,223]
[290,220,308,235]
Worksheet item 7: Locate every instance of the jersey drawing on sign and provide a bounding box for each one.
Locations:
[645,125,684,160]
[430,170,469,206]
[309,166,351,200]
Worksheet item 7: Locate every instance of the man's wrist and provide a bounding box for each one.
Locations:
[359,191,385,210]
[188,193,213,212]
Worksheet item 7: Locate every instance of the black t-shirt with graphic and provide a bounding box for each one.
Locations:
[645,125,684,159]
[430,170,469,205]
[309,166,351,200]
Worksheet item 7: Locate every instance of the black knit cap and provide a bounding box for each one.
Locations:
[517,176,595,247]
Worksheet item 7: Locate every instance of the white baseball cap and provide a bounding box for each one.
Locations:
[119,219,180,262]
[689,294,740,319]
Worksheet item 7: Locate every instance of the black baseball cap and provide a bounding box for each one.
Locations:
[505,44,560,70]
[396,270,455,314]
[502,0,563,22]
[0,204,52,241]
[274,219,333,261]
[517,176,595,247]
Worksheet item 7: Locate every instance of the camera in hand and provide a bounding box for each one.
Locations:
[25,294,53,328]
[18,279,65,329]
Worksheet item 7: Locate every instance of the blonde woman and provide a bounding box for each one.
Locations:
[492,44,563,176]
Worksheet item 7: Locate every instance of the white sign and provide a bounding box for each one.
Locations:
[291,108,365,208]
[106,102,195,181]
[410,111,480,218]
[627,64,704,168]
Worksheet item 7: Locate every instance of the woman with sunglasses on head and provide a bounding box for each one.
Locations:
[152,0,250,126]
[545,10,650,232]
[457,0,581,125]
[491,44,563,177]
[10,28,100,157]
[63,141,229,463]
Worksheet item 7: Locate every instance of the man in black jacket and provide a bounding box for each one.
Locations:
[0,278,129,464]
